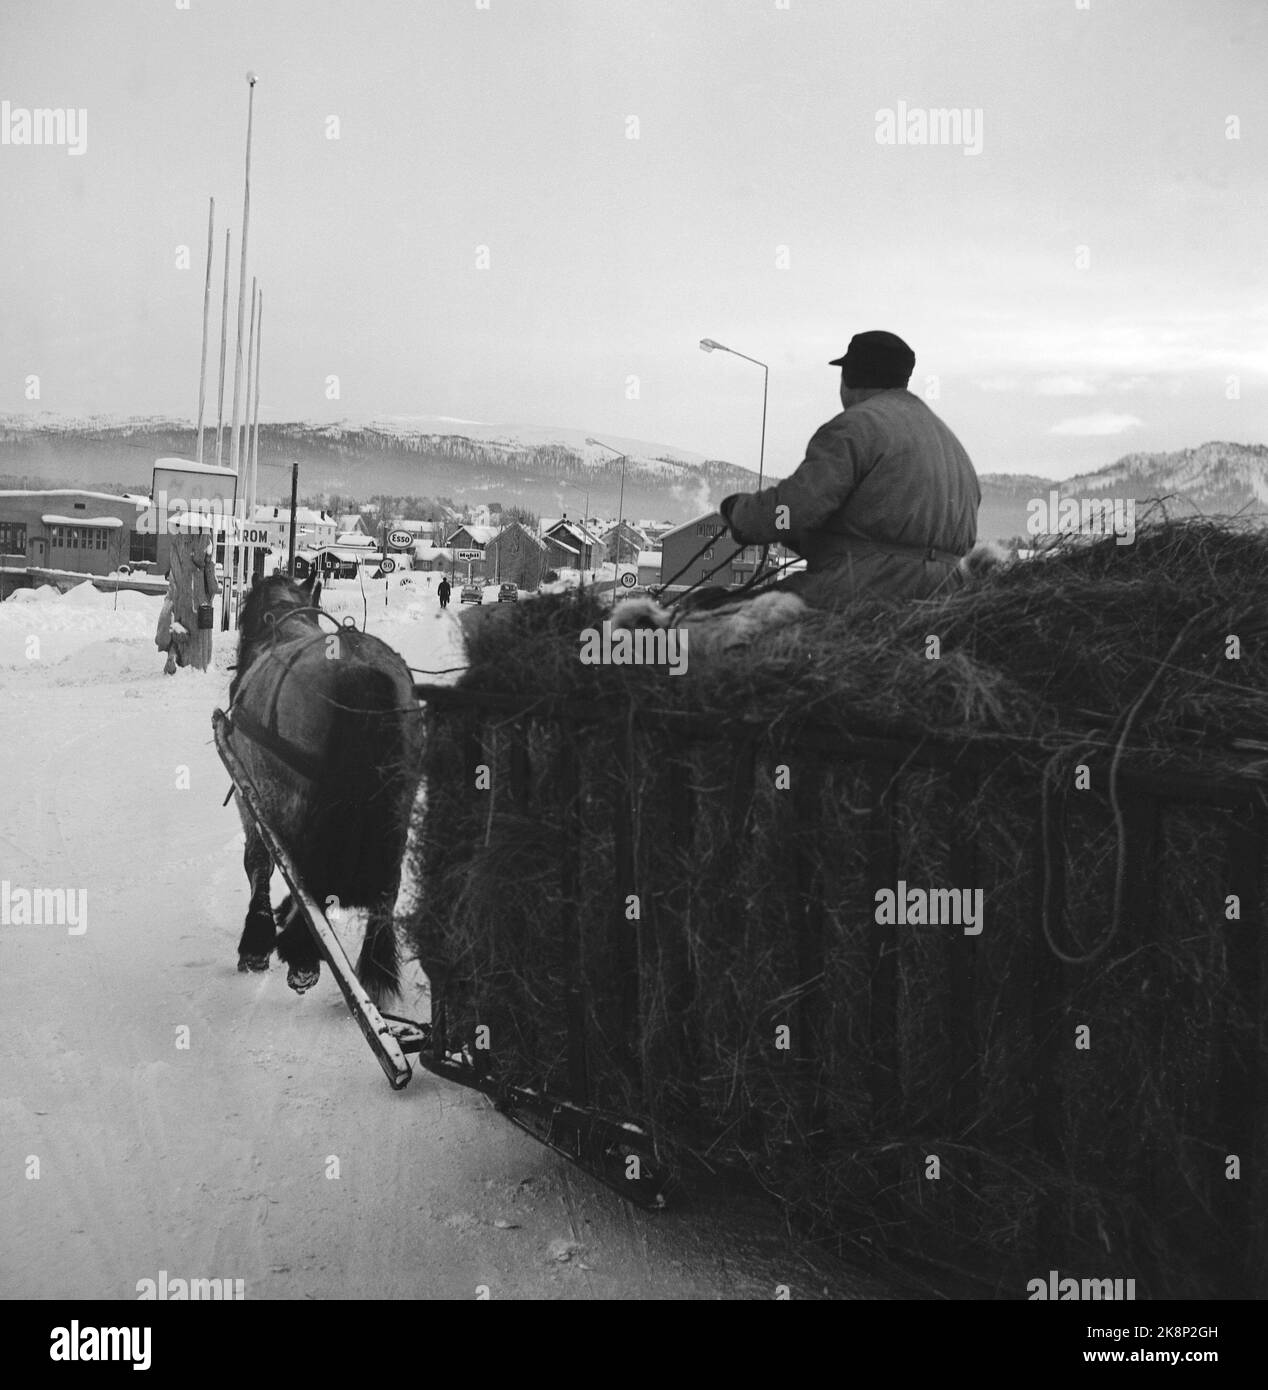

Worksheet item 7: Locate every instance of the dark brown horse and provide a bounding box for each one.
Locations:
[227,572,420,1001]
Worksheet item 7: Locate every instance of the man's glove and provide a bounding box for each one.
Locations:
[718,493,743,541]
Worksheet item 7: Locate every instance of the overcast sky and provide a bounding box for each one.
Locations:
[1,0,1265,480]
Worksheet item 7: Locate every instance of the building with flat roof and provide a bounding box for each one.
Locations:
[0,488,145,593]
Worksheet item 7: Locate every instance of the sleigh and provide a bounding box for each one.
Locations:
[216,668,1268,1297]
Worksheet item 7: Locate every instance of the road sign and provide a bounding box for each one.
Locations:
[380,556,397,574]
[454,548,482,561]
[619,569,637,589]
[229,520,271,546]
[387,529,415,550]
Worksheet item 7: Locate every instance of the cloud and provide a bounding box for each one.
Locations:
[1035,375,1097,396]
[973,376,1020,392]
[1049,412,1144,437]
[958,307,1268,377]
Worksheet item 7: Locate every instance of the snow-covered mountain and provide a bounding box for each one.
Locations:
[0,414,753,522]
[2,416,1265,539]
[975,442,1268,542]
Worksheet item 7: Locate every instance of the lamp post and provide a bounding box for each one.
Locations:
[699,338,768,491]
[585,436,628,574]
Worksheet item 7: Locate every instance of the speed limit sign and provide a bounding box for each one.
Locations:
[380,556,397,574]
[619,570,637,589]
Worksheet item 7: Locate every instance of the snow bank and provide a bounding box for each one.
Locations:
[60,580,114,608]
[0,581,167,672]
[4,583,62,604]
[0,574,468,683]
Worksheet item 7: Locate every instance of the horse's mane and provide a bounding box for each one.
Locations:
[231,574,325,701]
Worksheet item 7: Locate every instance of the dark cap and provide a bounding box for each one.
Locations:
[829,330,916,388]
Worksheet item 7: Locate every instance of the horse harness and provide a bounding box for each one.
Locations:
[224,608,404,796]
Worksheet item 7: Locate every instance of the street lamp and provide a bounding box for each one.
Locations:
[699,338,768,490]
[585,436,628,572]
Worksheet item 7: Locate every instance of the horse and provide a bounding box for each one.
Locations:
[226,571,421,1002]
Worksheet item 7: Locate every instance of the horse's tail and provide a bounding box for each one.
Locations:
[317,652,418,1003]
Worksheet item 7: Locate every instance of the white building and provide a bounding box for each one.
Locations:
[336,512,370,537]
[252,505,336,552]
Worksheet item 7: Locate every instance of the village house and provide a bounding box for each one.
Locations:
[335,512,370,538]
[656,512,766,593]
[599,519,651,568]
[252,505,337,553]
[410,545,453,574]
[441,523,497,582]
[635,549,662,588]
[484,521,548,590]
[541,518,606,571]
[443,523,498,552]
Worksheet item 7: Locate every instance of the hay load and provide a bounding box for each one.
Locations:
[405,518,1268,1298]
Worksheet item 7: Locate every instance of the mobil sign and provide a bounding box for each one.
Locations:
[386,529,415,551]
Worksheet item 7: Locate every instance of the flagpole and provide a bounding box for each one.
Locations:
[248,288,262,579]
[214,228,230,467]
[239,276,257,593]
[242,278,256,466]
[225,70,257,629]
[195,197,214,463]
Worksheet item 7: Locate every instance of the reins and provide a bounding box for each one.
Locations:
[649,528,793,614]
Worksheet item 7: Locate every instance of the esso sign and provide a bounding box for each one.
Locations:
[387,529,414,550]
[380,556,397,574]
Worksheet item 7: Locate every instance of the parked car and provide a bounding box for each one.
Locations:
[460,584,483,605]
[497,583,518,603]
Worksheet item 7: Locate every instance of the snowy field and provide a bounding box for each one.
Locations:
[0,575,887,1300]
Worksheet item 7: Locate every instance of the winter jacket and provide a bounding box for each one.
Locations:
[721,388,980,609]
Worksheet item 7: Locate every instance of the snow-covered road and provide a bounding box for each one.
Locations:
[0,578,891,1299]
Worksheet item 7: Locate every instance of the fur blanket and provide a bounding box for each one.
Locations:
[611,588,810,660]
